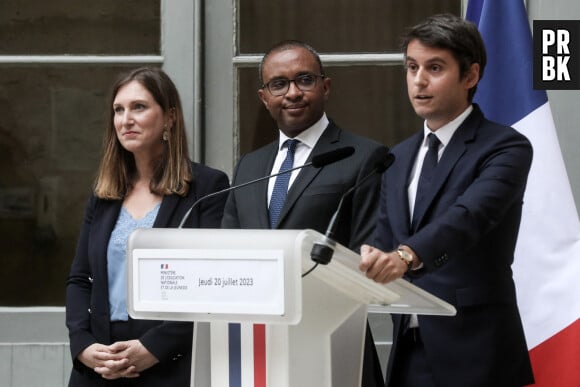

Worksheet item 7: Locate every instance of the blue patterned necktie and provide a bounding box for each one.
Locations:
[269,139,299,228]
[412,133,441,228]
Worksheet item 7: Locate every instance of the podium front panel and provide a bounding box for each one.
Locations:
[127,228,304,324]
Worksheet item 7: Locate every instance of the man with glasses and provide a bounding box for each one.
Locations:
[222,40,387,386]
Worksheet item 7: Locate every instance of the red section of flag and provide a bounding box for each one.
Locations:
[528,319,580,386]
[253,324,266,387]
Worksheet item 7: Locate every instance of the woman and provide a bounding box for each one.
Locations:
[65,67,229,386]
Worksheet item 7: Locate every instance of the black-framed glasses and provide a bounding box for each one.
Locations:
[261,73,325,96]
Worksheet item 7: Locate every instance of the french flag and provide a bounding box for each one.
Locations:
[211,322,268,387]
[467,1,580,385]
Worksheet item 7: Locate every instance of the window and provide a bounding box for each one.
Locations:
[204,0,460,170]
[0,0,161,305]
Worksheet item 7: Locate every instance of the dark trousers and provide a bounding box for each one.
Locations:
[388,328,436,387]
[363,321,386,386]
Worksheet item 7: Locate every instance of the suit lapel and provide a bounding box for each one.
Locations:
[89,199,122,292]
[274,123,340,228]
[411,108,481,231]
[260,143,278,228]
[154,194,180,228]
[392,133,422,236]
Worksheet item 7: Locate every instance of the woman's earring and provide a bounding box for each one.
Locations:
[162,130,168,142]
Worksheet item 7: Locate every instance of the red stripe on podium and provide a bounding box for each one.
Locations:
[253,324,266,387]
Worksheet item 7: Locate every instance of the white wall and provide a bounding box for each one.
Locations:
[0,308,71,386]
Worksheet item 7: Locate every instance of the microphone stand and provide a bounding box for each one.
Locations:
[177,146,355,228]
[178,162,313,228]
[310,152,395,265]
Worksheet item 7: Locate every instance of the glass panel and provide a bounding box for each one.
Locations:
[0,64,159,305]
[238,65,421,155]
[0,0,160,55]
[239,0,460,54]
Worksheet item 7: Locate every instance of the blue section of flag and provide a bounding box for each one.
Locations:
[228,323,242,387]
[466,0,547,126]
[465,0,484,27]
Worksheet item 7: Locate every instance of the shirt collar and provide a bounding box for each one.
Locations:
[277,113,329,150]
[422,105,473,148]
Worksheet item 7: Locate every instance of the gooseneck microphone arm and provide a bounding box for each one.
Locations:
[310,150,395,265]
[324,162,390,241]
[178,163,311,228]
[177,146,355,228]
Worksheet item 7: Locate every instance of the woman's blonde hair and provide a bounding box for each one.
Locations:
[94,67,192,199]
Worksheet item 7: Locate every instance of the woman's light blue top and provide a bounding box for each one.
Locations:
[107,204,160,321]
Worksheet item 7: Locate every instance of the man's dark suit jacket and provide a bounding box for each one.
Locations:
[375,105,534,387]
[222,121,387,250]
[66,162,229,387]
[222,120,388,386]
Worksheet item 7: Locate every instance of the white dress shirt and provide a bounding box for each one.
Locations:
[267,113,329,206]
[407,105,473,220]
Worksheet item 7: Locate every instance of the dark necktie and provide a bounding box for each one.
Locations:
[269,139,299,228]
[412,133,441,228]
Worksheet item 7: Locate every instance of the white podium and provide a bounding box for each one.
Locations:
[127,228,455,387]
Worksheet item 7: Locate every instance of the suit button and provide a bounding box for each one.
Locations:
[88,276,93,283]
[435,254,449,267]
[88,308,92,314]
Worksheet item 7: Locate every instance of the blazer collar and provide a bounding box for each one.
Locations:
[392,132,423,234]
[95,191,182,235]
[255,143,279,228]
[274,121,341,228]
[409,106,483,231]
[154,194,181,228]
[156,163,197,228]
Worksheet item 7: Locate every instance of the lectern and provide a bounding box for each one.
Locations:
[127,228,455,387]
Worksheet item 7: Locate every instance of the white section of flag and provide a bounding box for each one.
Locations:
[512,101,580,349]
[240,323,255,386]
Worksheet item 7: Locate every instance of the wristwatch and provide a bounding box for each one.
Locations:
[396,248,413,271]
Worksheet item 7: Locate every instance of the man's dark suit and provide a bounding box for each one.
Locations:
[66,162,229,387]
[222,120,387,386]
[375,105,534,387]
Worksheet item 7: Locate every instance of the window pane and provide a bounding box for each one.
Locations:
[239,0,460,53]
[0,0,160,55]
[238,65,421,155]
[0,64,158,305]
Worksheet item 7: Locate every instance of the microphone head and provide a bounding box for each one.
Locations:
[375,148,395,173]
[311,146,355,168]
[310,238,336,265]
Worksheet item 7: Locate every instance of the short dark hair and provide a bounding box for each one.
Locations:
[258,40,325,84]
[401,14,487,102]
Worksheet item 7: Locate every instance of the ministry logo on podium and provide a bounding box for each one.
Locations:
[534,20,580,89]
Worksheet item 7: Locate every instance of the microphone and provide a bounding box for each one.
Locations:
[177,146,355,228]
[310,148,395,265]
[310,146,354,167]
